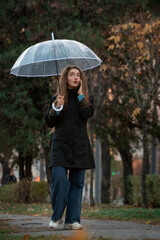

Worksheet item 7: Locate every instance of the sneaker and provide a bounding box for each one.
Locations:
[64,222,83,230]
[49,219,63,229]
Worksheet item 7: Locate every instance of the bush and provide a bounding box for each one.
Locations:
[127,175,160,208]
[146,175,160,208]
[30,181,48,202]
[0,181,48,203]
[127,175,141,206]
[0,183,19,203]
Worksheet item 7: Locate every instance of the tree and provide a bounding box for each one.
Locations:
[101,138,111,203]
[105,13,160,208]
[93,69,138,204]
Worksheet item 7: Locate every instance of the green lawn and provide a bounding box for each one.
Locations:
[82,204,160,224]
[0,233,62,240]
[0,202,52,216]
[0,202,160,225]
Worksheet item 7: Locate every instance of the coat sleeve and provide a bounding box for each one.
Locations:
[45,96,61,128]
[78,95,94,119]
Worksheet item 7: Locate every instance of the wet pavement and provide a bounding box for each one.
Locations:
[0,214,160,240]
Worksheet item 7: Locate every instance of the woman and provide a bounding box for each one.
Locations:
[45,65,95,230]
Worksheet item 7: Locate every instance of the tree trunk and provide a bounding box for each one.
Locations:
[151,101,158,174]
[18,151,32,203]
[25,154,32,179]
[119,148,133,204]
[0,156,10,184]
[89,121,95,206]
[41,129,52,197]
[43,143,52,197]
[151,136,157,174]
[141,120,148,208]
[19,178,31,203]
[19,152,25,180]
[101,140,111,203]
[90,169,95,206]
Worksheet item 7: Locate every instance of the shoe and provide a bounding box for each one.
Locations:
[49,219,63,229]
[64,222,83,230]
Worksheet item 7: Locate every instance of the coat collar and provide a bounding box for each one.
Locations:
[67,85,80,95]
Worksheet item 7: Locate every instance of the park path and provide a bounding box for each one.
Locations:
[0,214,160,240]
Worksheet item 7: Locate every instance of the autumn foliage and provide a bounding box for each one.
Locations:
[102,12,160,208]
[105,13,160,116]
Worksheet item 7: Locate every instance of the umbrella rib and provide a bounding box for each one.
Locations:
[14,57,101,67]
[28,42,40,77]
[10,39,102,77]
[11,63,102,77]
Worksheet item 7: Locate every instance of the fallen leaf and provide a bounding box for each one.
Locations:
[146,221,151,224]
[69,229,90,240]
[23,234,30,239]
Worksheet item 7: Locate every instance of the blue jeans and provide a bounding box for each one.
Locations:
[51,166,85,224]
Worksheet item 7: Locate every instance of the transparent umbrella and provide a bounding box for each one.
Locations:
[10,33,102,77]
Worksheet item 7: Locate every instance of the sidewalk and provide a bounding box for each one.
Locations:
[0,214,160,240]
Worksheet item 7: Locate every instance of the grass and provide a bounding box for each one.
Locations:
[0,202,52,216]
[0,233,63,240]
[81,204,160,224]
[0,202,160,225]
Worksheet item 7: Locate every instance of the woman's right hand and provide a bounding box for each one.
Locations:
[56,95,64,108]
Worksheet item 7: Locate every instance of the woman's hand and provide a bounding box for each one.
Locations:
[56,95,64,108]
[78,80,83,95]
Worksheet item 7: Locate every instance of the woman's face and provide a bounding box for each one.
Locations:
[67,68,81,89]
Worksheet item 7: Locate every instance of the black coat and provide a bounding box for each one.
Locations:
[5,174,17,183]
[45,88,95,169]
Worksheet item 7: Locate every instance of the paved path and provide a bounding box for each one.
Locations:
[0,214,160,240]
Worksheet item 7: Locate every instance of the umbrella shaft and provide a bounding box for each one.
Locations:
[55,60,60,93]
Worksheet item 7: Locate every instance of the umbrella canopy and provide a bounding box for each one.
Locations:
[11,35,102,77]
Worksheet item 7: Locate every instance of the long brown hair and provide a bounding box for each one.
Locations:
[54,65,91,107]
[49,66,91,134]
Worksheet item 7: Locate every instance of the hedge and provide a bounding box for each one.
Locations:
[0,181,49,203]
[127,175,160,208]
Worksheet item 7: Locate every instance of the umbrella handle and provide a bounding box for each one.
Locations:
[52,102,63,112]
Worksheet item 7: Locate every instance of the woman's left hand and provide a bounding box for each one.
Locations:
[78,80,83,95]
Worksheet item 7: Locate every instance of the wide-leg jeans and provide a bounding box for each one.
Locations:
[51,166,85,224]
